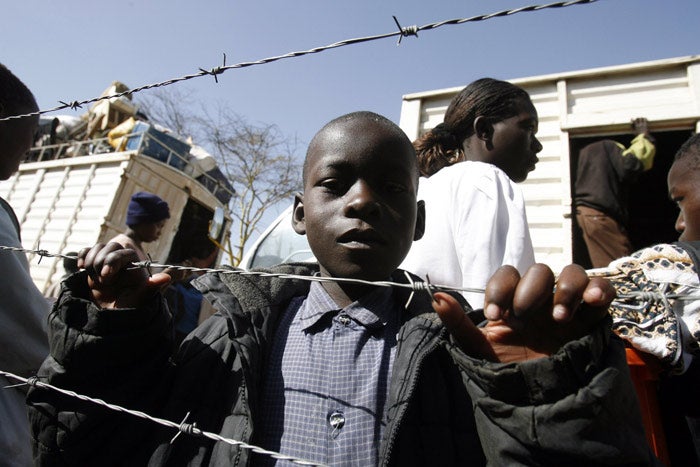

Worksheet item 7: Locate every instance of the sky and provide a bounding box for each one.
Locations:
[2,0,699,244]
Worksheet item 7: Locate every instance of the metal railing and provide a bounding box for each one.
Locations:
[24,132,235,204]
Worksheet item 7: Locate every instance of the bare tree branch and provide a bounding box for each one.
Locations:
[136,91,302,266]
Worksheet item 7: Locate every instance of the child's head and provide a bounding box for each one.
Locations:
[126,191,170,243]
[293,111,424,281]
[414,77,542,182]
[0,64,39,180]
[668,133,700,241]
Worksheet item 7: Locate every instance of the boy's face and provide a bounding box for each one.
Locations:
[0,114,37,180]
[474,97,542,183]
[293,118,424,281]
[132,219,167,243]
[668,157,700,241]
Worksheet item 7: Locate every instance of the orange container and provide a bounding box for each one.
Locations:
[625,347,669,465]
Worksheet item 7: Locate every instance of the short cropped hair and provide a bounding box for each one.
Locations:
[0,63,38,118]
[303,111,416,184]
[674,133,700,167]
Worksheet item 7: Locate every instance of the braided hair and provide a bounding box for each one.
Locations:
[414,78,530,177]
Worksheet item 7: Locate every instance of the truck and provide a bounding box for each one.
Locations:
[241,55,700,272]
[399,54,700,271]
[0,89,235,295]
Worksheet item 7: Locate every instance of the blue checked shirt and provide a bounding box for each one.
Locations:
[255,281,401,466]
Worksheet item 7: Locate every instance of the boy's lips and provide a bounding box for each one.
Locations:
[338,229,386,248]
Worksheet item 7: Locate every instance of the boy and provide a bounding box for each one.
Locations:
[109,191,170,261]
[0,63,50,466]
[600,133,700,465]
[28,112,655,465]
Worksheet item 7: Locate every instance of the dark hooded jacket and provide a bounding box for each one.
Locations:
[28,263,657,466]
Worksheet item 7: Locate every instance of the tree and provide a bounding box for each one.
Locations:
[138,89,302,266]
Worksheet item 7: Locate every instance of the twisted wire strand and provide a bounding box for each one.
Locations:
[1,244,695,302]
[0,0,597,123]
[0,371,327,466]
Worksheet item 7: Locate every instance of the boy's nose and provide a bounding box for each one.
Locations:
[675,212,686,237]
[345,180,379,217]
[532,136,543,153]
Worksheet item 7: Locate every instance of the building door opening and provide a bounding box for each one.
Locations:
[167,199,218,264]
[569,129,693,269]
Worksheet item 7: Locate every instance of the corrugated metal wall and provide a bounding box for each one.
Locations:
[0,154,127,292]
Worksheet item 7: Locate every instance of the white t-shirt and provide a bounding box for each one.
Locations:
[401,161,535,308]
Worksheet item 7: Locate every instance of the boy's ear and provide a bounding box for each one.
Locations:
[292,192,306,235]
[413,200,426,241]
[474,116,493,142]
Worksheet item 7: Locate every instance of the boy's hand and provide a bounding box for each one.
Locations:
[77,242,171,309]
[433,263,615,363]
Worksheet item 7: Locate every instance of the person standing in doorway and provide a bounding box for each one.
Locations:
[110,191,170,261]
[574,118,656,268]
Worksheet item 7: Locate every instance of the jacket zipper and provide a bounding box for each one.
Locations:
[380,322,444,466]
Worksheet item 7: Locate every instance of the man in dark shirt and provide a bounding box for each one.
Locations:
[574,117,656,267]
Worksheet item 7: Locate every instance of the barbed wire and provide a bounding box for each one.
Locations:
[0,0,597,123]
[0,371,327,466]
[1,244,697,303]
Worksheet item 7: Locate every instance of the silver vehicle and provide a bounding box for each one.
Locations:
[239,206,314,270]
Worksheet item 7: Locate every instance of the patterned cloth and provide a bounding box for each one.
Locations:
[590,243,700,374]
[256,281,400,466]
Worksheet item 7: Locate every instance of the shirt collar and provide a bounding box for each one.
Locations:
[297,281,397,331]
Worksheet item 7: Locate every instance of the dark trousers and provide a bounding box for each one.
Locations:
[576,205,633,268]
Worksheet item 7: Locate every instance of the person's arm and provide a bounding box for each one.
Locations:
[0,213,49,378]
[27,244,175,465]
[433,264,660,465]
[622,117,656,172]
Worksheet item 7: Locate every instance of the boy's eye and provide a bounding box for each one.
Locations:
[385,181,408,193]
[319,178,346,193]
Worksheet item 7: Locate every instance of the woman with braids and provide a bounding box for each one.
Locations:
[401,78,542,307]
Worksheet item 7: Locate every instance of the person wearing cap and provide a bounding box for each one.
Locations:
[109,191,170,261]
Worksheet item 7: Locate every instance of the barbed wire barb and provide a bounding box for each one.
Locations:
[199,53,227,83]
[393,15,418,45]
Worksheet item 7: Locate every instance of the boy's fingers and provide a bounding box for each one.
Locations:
[583,277,616,308]
[483,266,520,321]
[146,272,172,290]
[512,264,555,318]
[551,264,588,322]
[433,292,497,360]
[576,277,616,328]
[77,246,95,269]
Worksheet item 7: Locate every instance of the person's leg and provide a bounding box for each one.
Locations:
[576,206,633,268]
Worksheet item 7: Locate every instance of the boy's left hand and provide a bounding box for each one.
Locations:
[433,263,615,363]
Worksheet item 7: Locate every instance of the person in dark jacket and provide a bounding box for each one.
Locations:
[28,111,657,466]
[574,118,656,268]
[588,133,700,466]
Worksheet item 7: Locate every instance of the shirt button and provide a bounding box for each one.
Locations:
[338,314,351,326]
[328,411,345,430]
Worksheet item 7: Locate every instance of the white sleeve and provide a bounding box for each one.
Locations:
[0,210,50,377]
